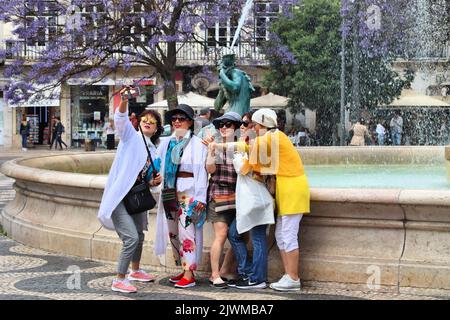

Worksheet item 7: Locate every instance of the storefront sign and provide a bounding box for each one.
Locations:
[79,86,108,99]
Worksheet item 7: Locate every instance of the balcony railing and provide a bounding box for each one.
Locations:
[5,40,268,66]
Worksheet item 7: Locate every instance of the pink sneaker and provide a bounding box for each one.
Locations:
[111,279,137,293]
[128,269,156,282]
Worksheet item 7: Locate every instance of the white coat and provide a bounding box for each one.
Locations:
[154,133,208,265]
[97,109,156,231]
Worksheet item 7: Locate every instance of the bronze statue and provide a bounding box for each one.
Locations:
[214,54,255,116]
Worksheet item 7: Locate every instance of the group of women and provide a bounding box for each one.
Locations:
[98,88,310,294]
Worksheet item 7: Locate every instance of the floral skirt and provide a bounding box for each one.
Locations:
[166,192,198,271]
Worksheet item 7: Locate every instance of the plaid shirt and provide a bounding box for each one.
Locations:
[208,150,237,201]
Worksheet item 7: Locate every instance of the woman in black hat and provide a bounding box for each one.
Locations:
[154,104,209,289]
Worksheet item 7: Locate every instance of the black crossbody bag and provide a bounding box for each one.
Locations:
[123,126,158,215]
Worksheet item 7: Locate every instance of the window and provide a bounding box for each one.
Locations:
[254,1,280,46]
[23,1,61,47]
[206,14,239,47]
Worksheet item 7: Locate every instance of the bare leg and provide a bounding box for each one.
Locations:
[279,249,288,274]
[210,222,228,281]
[131,261,140,272]
[285,249,299,281]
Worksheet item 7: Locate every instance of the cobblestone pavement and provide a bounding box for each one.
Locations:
[1,154,449,301]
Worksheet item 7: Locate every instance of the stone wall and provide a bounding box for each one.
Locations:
[1,148,450,295]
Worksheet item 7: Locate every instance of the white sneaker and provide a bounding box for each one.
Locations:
[270,274,301,291]
[22,148,27,151]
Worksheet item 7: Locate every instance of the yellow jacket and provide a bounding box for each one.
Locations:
[240,130,305,177]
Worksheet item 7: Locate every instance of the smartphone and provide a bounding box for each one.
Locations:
[121,86,141,99]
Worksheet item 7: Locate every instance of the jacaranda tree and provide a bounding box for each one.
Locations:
[0,0,296,108]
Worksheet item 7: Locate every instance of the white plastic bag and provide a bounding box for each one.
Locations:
[235,173,275,234]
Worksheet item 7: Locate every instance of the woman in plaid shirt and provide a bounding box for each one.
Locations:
[206,112,242,289]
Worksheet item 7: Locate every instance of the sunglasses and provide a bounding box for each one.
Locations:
[241,121,251,128]
[141,117,157,125]
[219,121,235,129]
[171,116,188,123]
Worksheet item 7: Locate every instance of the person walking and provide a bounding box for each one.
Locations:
[98,88,164,294]
[19,118,30,151]
[54,117,68,150]
[154,104,209,289]
[390,111,403,146]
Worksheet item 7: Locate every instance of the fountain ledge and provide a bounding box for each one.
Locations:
[1,150,450,296]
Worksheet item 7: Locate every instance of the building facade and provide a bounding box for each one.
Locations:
[0,1,283,148]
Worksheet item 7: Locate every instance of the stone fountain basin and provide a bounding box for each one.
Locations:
[1,147,450,296]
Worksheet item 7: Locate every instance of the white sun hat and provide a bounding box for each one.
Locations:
[251,108,278,128]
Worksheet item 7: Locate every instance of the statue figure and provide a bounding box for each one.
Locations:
[214,54,255,116]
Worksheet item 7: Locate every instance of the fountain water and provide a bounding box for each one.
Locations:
[230,0,254,48]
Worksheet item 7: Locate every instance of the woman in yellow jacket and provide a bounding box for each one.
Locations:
[240,109,310,291]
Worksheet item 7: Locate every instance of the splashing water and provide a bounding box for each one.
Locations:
[230,0,254,48]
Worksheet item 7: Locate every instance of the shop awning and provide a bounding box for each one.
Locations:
[250,92,289,109]
[10,85,61,108]
[67,77,116,86]
[382,89,450,107]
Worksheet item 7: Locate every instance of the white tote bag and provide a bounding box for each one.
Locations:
[233,152,275,234]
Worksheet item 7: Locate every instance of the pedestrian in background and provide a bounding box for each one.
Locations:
[54,117,68,150]
[376,121,386,146]
[390,111,403,146]
[350,118,370,146]
[19,117,30,151]
[104,119,116,150]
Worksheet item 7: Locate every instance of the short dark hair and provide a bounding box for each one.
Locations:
[242,110,255,122]
[138,110,164,145]
[199,108,211,116]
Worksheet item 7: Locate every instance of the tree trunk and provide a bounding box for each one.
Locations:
[165,41,178,110]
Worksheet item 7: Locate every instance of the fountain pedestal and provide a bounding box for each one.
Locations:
[1,148,450,296]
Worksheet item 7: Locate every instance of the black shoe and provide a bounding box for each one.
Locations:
[228,276,248,288]
[236,279,267,290]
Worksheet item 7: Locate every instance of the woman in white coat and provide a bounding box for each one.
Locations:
[154,104,209,289]
[98,88,163,294]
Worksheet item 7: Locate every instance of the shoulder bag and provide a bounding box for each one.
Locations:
[123,125,157,215]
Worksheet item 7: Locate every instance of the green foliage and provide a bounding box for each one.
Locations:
[264,0,342,115]
[264,0,414,144]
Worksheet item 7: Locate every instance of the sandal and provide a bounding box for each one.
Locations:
[211,277,228,289]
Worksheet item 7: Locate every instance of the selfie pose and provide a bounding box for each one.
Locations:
[98,87,163,294]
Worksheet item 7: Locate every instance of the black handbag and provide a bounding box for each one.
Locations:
[123,125,158,215]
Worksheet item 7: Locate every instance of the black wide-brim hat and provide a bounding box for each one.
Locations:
[164,104,195,125]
